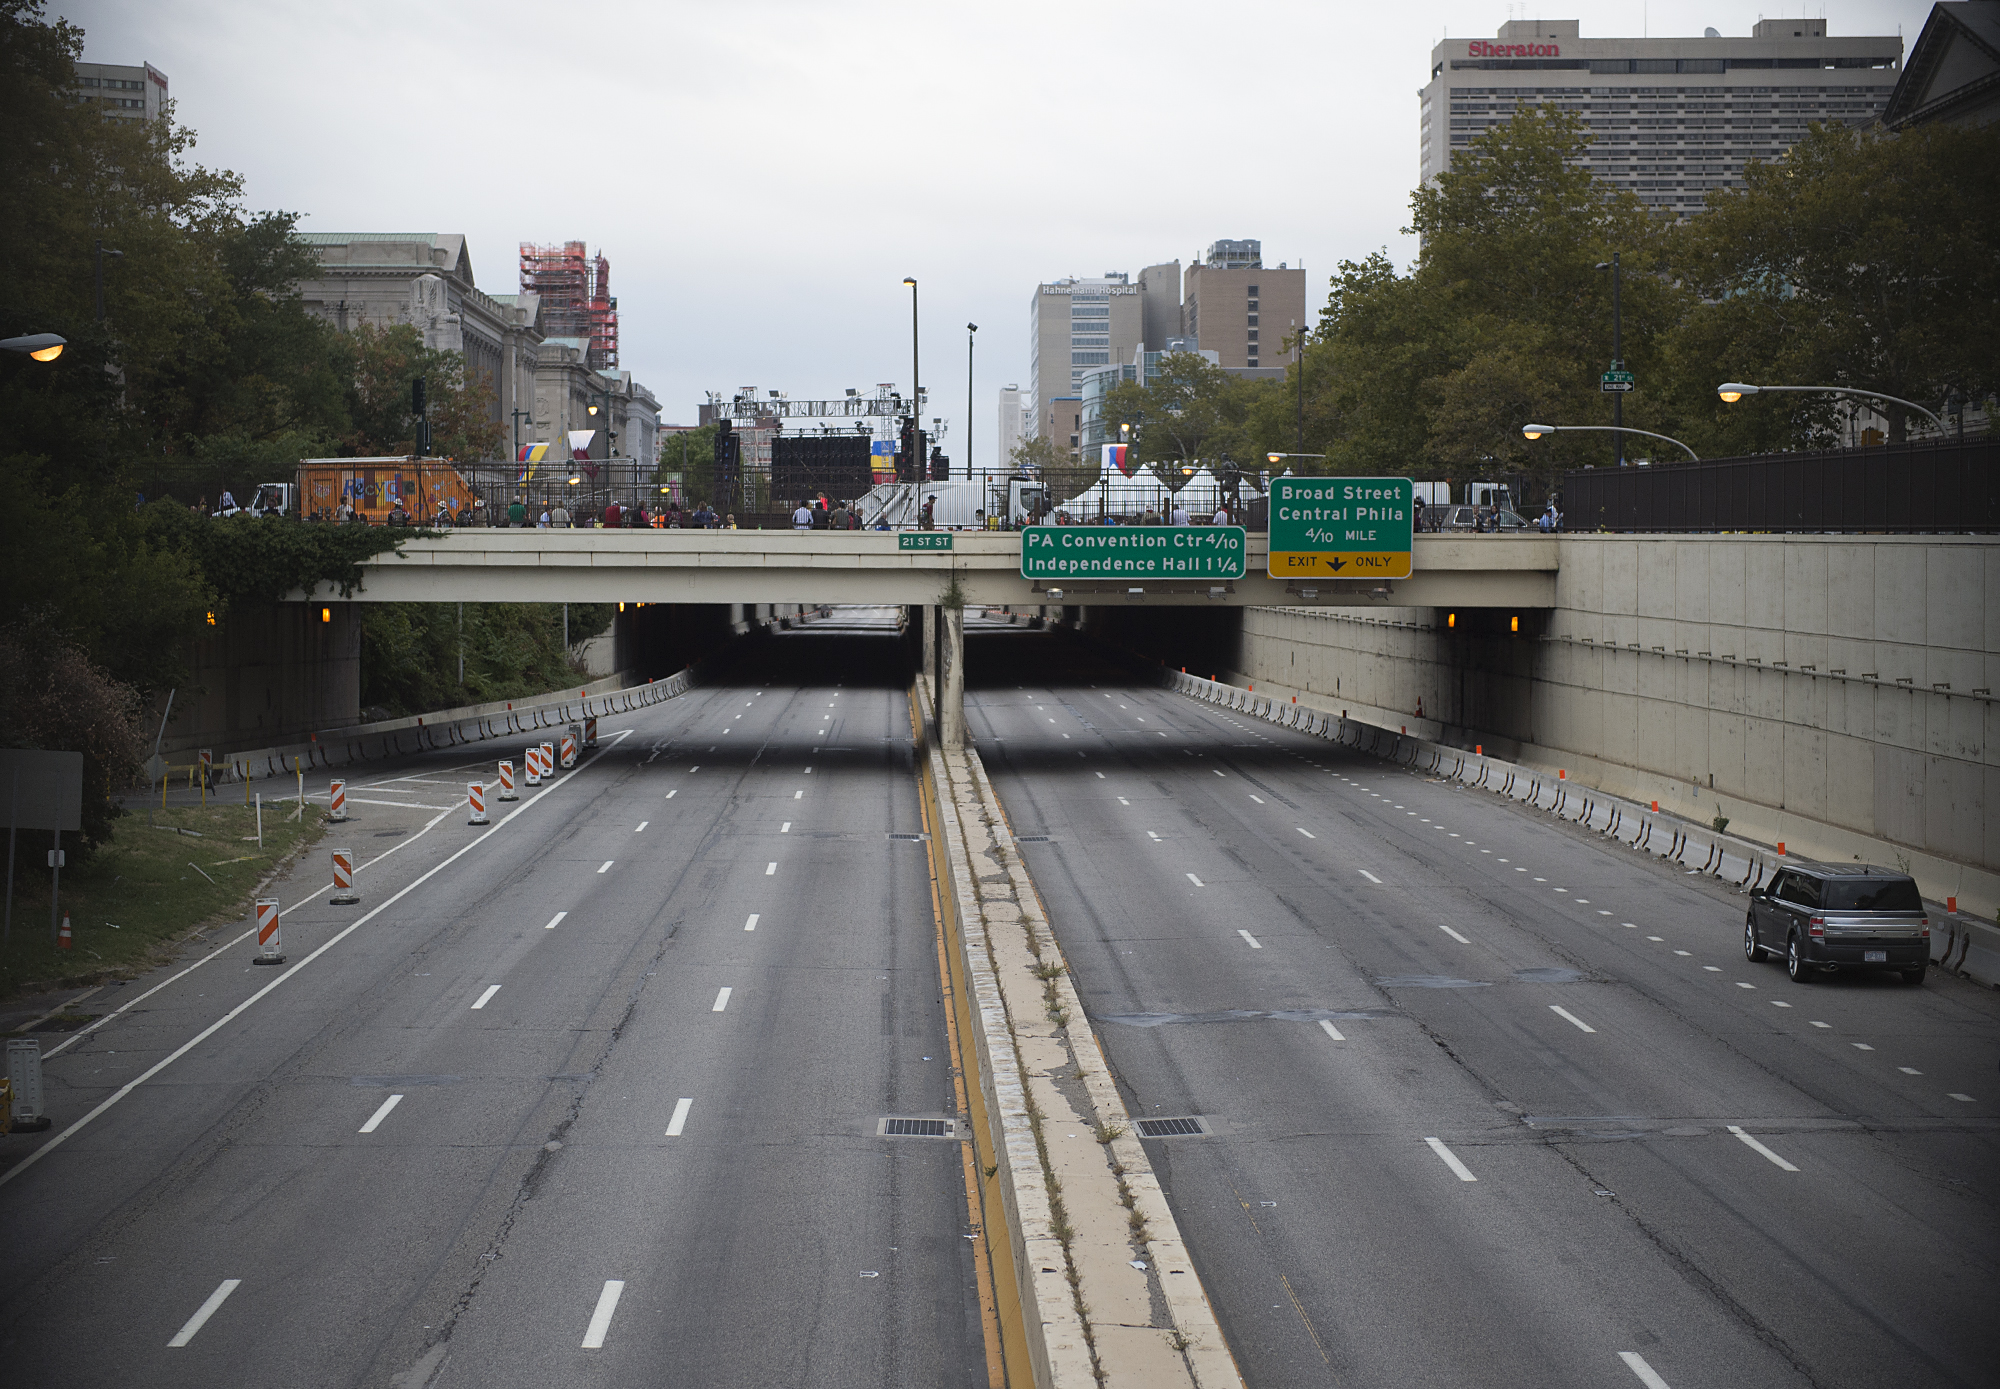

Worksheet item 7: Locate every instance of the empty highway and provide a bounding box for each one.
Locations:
[0,610,989,1388]
[967,624,1998,1389]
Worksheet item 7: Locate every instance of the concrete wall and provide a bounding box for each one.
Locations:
[1156,535,1999,907]
[156,603,362,758]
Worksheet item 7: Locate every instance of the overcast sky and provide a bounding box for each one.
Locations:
[65,0,1932,459]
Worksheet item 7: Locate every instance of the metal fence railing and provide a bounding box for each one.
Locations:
[1562,437,1998,533]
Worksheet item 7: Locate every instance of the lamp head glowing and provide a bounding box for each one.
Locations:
[1,331,67,361]
[1267,452,1283,464]
[1521,425,1551,441]
[902,277,917,287]
[30,342,64,362]
[1717,382,1755,403]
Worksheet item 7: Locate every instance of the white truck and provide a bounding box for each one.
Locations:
[859,477,1049,528]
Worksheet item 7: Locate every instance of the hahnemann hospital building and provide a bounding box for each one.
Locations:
[1421,18,1903,215]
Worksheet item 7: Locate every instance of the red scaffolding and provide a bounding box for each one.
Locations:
[519,240,618,370]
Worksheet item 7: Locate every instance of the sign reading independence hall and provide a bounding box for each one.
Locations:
[1021,526,1247,580]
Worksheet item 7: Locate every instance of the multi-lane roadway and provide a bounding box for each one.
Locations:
[0,610,990,1388]
[968,623,1998,1389]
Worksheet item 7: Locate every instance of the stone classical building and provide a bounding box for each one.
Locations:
[292,232,660,476]
[1884,1,2000,129]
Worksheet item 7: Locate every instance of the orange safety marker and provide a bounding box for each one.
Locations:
[497,759,518,801]
[1777,841,1786,855]
[330,848,358,905]
[329,778,348,821]
[583,716,598,748]
[525,747,543,787]
[560,731,578,768]
[254,898,285,965]
[57,914,72,950]
[541,741,556,778]
[468,781,489,825]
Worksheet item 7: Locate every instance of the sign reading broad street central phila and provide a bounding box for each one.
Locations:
[1021,526,1247,580]
[1267,476,1414,580]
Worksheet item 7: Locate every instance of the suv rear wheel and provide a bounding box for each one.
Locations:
[1744,915,1769,963]
[1786,932,1815,983]
[1901,964,1926,986]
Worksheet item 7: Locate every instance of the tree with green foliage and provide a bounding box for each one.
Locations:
[1660,119,2000,450]
[1009,434,1100,509]
[358,602,615,718]
[1102,351,1267,483]
[656,423,720,510]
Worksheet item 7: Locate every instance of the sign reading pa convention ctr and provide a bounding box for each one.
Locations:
[1021,526,1247,580]
[1267,476,1414,580]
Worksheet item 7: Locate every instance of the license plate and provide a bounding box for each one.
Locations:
[1864,950,1887,963]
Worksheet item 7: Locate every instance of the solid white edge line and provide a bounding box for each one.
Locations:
[1438,923,1471,944]
[665,1097,693,1136]
[1187,873,1205,887]
[1424,1136,1478,1181]
[0,731,634,1192]
[1550,1004,1597,1033]
[581,1279,626,1349]
[358,1094,404,1133]
[1619,1350,1674,1388]
[1318,1019,1345,1042]
[1358,869,1383,884]
[545,911,566,930]
[471,985,502,1010]
[1728,1124,1800,1171]
[712,987,732,1012]
[744,913,759,931]
[167,1278,241,1347]
[1237,929,1262,949]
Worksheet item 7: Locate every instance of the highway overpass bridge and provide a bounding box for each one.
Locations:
[304,530,1559,610]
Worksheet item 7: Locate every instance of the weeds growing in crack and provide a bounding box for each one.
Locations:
[1032,960,1068,980]
[1094,1122,1126,1143]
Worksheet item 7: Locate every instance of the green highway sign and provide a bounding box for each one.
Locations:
[1601,368,1635,393]
[1020,526,1246,580]
[1267,476,1414,581]
[898,532,953,551]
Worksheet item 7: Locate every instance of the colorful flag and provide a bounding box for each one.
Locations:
[1102,443,1133,477]
[568,429,597,462]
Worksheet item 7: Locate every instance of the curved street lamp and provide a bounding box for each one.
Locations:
[1521,423,1698,461]
[1716,382,1945,432]
[1,332,67,362]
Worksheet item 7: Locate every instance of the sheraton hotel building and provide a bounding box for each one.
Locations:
[1420,17,1903,215]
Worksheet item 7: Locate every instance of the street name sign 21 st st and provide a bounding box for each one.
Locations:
[1020,526,1247,580]
[1268,476,1413,580]
[898,533,953,551]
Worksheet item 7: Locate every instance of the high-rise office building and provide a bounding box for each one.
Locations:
[1029,274,1142,439]
[997,384,1029,466]
[70,60,169,122]
[1421,19,1903,216]
[1182,240,1306,373]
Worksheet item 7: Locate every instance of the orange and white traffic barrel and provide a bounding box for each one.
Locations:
[330,848,358,905]
[254,898,285,965]
[497,759,517,801]
[329,778,348,821]
[468,781,489,825]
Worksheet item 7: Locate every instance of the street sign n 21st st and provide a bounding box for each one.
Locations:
[1600,369,1635,393]
[1267,477,1414,581]
[1020,526,1246,579]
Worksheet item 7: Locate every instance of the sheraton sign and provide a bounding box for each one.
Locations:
[1467,40,1561,56]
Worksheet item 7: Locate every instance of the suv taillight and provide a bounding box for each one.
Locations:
[1808,915,1826,938]
[1920,917,1930,938]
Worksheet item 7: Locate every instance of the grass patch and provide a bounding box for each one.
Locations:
[1,801,325,1004]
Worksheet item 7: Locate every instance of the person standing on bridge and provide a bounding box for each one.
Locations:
[1169,501,1191,526]
[828,499,850,532]
[508,496,526,527]
[921,495,936,530]
[792,501,815,531]
[550,501,571,528]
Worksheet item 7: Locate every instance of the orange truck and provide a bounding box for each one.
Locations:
[246,457,484,523]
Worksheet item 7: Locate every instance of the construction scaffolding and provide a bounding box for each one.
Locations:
[519,240,618,370]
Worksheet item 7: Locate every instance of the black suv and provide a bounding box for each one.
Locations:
[1744,862,1930,984]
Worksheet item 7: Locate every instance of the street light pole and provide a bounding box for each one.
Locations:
[903,278,921,486]
[1716,382,1946,437]
[966,322,977,493]
[94,240,123,324]
[1521,423,1697,462]
[511,408,533,457]
[1596,253,1624,467]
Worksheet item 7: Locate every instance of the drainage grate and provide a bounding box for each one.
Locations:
[1015,835,1053,843]
[886,833,931,842]
[1137,1117,1207,1138]
[878,1117,957,1138]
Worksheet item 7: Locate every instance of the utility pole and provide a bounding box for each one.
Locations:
[903,279,922,486]
[1608,253,1624,467]
[1294,319,1305,460]
[94,240,123,323]
[966,323,978,491]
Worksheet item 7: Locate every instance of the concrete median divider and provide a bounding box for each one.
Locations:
[913,677,1243,1389]
[1157,666,2000,989]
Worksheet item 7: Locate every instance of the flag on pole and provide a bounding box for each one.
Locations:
[1102,443,1134,477]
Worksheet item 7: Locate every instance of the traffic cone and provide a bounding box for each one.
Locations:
[57,914,73,950]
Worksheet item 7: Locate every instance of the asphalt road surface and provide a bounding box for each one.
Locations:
[0,609,989,1388]
[967,624,1999,1389]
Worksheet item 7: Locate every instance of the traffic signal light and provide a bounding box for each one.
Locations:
[411,378,426,415]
